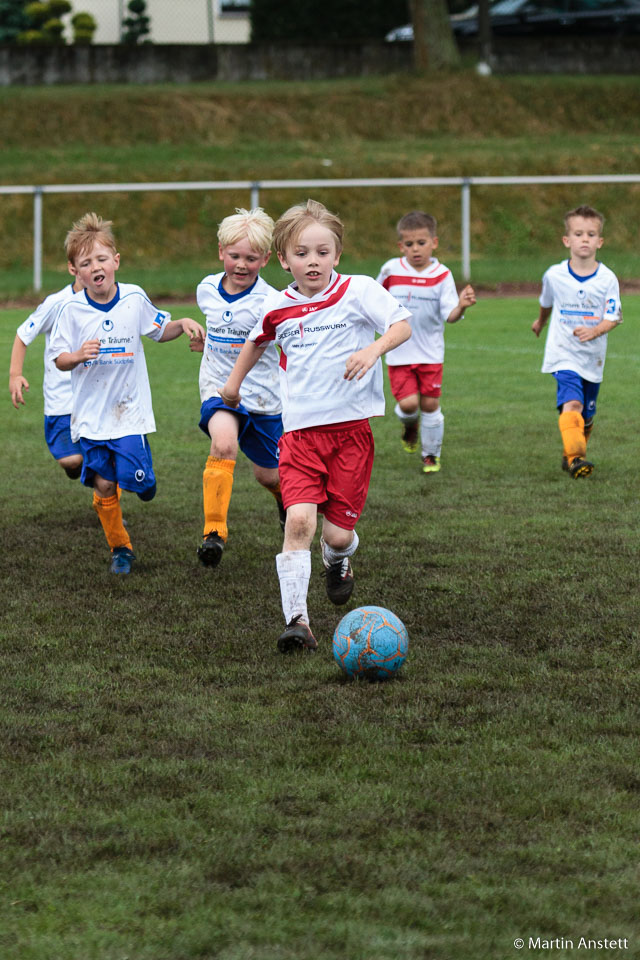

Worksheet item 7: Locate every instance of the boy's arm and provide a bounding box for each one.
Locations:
[573,317,620,342]
[447,284,476,324]
[9,334,29,408]
[344,319,412,382]
[158,317,205,343]
[55,340,101,371]
[532,306,552,338]
[220,340,268,407]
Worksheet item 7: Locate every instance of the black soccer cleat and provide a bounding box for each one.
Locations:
[569,456,594,479]
[401,420,419,453]
[277,615,318,654]
[197,531,225,567]
[322,556,355,606]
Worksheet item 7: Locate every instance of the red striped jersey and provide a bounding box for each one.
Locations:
[376,257,459,365]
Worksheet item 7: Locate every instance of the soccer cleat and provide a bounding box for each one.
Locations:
[277,614,318,653]
[422,455,441,474]
[109,546,135,575]
[321,554,355,606]
[197,530,225,567]
[569,456,594,479]
[401,420,419,453]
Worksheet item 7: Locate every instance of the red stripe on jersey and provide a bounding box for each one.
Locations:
[255,277,352,346]
[382,272,450,291]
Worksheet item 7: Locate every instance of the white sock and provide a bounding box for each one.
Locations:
[276,550,311,625]
[421,409,444,458]
[394,403,419,425]
[321,530,359,567]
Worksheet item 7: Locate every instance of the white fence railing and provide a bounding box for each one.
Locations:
[2,175,639,291]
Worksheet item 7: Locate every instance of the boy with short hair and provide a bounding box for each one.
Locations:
[9,267,84,479]
[376,210,476,474]
[532,204,622,478]
[194,207,284,568]
[221,199,412,653]
[50,212,204,574]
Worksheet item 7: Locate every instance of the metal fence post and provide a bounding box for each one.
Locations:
[461,178,471,283]
[33,186,43,293]
[251,182,260,209]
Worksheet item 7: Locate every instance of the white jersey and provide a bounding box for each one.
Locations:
[15,283,79,416]
[50,283,170,441]
[539,260,622,383]
[249,271,411,433]
[197,273,281,414]
[376,257,459,365]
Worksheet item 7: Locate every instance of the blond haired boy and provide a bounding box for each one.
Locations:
[50,212,204,574]
[377,210,476,474]
[193,207,284,568]
[221,199,412,653]
[532,204,622,478]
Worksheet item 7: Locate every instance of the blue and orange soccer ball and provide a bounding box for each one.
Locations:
[332,606,409,680]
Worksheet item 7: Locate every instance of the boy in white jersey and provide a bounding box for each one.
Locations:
[532,205,622,478]
[192,207,284,568]
[221,199,412,653]
[377,210,476,474]
[9,266,84,479]
[51,213,204,574]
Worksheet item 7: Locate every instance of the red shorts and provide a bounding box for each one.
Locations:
[278,420,374,530]
[388,363,443,401]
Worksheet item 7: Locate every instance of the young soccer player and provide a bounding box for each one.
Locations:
[193,207,284,568]
[50,212,204,574]
[221,199,412,653]
[532,204,622,478]
[9,267,84,479]
[376,210,476,474]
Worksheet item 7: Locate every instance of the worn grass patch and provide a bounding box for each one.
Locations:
[1,295,638,958]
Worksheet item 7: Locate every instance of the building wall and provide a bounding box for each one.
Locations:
[65,0,250,44]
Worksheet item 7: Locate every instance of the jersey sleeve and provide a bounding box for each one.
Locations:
[603,273,622,323]
[16,292,65,346]
[375,260,393,286]
[439,271,461,321]
[539,269,554,309]
[358,275,412,335]
[248,287,283,345]
[49,303,76,359]
[137,289,171,341]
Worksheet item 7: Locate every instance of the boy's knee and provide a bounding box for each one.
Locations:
[137,483,156,502]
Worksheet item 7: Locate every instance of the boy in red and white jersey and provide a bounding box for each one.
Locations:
[221,199,412,653]
[532,204,622,478]
[377,211,476,474]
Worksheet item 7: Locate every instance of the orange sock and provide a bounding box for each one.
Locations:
[558,410,586,462]
[93,492,132,551]
[203,456,235,540]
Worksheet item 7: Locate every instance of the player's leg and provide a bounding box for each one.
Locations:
[242,412,286,532]
[276,502,318,653]
[82,442,134,573]
[388,365,420,453]
[554,371,593,478]
[198,406,241,567]
[44,415,83,479]
[320,420,374,605]
[418,365,444,474]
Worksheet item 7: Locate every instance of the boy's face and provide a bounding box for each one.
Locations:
[563,216,603,262]
[278,222,341,298]
[72,240,120,302]
[398,228,438,271]
[219,237,271,295]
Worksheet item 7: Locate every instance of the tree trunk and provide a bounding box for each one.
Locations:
[410,0,461,72]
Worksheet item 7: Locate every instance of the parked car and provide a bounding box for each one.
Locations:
[385,0,640,39]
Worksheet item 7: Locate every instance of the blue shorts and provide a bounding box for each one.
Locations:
[552,370,600,420]
[199,397,283,470]
[79,435,156,499]
[44,415,82,461]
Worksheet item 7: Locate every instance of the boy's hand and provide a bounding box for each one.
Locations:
[179,318,206,341]
[78,339,101,362]
[10,374,29,408]
[219,383,241,408]
[459,285,476,309]
[344,344,379,381]
[190,336,205,353]
[531,319,545,337]
[573,325,595,342]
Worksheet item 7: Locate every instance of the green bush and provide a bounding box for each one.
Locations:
[71,10,96,43]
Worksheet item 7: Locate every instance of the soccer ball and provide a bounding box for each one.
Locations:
[332,606,409,680]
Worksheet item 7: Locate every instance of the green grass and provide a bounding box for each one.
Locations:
[1,74,640,297]
[1,295,639,958]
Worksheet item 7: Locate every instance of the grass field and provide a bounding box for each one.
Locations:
[1,293,638,959]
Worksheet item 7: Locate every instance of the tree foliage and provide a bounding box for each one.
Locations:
[251,0,410,43]
[121,0,151,44]
[0,0,29,43]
